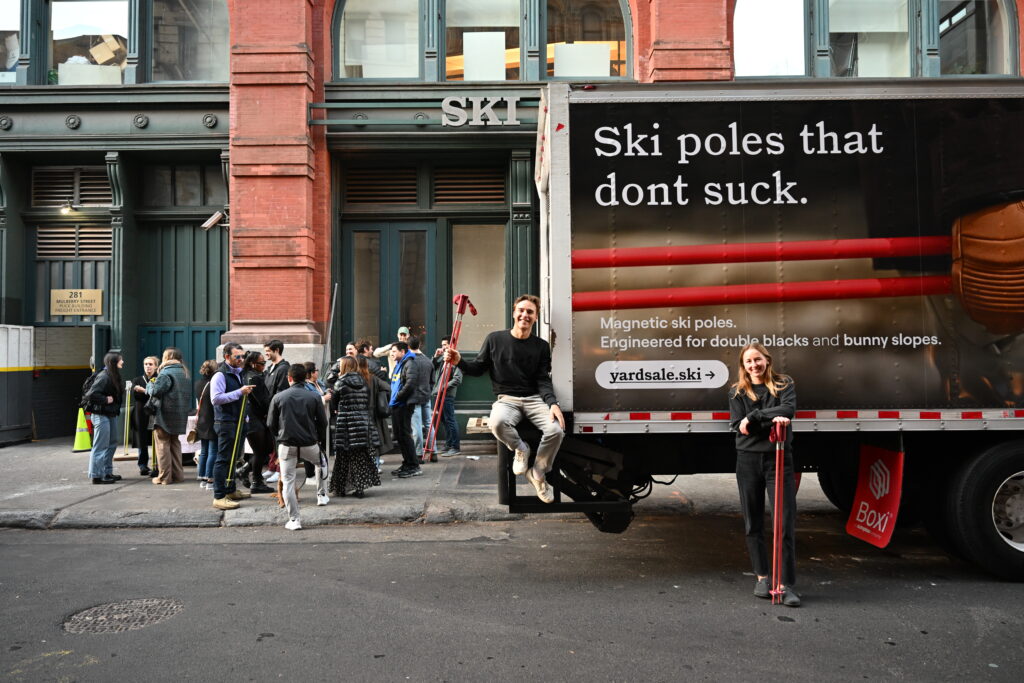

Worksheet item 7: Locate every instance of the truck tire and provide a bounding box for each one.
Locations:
[946,442,1024,581]
[816,454,859,513]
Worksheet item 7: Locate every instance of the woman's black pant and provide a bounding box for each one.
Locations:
[244,421,274,485]
[736,448,797,586]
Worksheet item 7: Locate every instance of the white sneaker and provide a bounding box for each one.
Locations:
[199,480,207,490]
[526,468,554,504]
[317,494,329,506]
[265,471,280,484]
[285,518,302,531]
[512,442,530,475]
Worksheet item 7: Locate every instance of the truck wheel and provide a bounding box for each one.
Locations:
[585,509,634,534]
[816,454,859,513]
[947,442,1024,581]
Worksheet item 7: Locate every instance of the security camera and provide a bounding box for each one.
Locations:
[201,211,225,230]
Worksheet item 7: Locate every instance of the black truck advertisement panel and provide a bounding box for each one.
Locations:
[568,96,1024,412]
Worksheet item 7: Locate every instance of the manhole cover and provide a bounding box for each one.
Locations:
[64,598,184,634]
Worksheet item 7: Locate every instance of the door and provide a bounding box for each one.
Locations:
[137,325,224,394]
[342,221,436,349]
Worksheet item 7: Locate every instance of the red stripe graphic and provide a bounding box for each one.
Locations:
[878,411,901,419]
[572,276,951,312]
[572,236,951,269]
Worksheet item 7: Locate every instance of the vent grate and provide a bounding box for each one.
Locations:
[32,166,113,207]
[37,224,113,258]
[345,167,418,205]
[434,167,506,204]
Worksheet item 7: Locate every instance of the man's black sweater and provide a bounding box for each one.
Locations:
[457,330,557,406]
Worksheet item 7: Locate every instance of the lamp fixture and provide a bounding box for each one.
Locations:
[59,198,74,215]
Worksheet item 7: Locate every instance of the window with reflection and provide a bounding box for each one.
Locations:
[829,0,911,77]
[50,0,129,85]
[733,0,805,76]
[546,0,627,77]
[152,0,229,81]
[452,224,506,349]
[338,0,419,78]
[939,0,1012,74]
[446,0,520,81]
[0,0,18,84]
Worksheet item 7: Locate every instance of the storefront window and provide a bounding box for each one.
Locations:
[446,0,520,81]
[50,0,129,85]
[545,0,627,77]
[733,0,805,76]
[829,0,911,77]
[338,0,419,78]
[0,0,18,84]
[939,0,1012,74]
[152,0,229,81]
[452,224,506,349]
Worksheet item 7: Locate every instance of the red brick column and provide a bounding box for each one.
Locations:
[630,0,736,82]
[224,0,330,346]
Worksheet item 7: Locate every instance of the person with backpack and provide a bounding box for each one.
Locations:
[146,347,193,485]
[83,352,125,485]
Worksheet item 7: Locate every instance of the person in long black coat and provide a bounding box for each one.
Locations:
[239,351,275,494]
[329,357,382,498]
[130,356,159,476]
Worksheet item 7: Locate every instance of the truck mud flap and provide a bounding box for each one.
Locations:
[499,433,634,531]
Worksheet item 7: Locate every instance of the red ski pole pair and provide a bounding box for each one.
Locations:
[769,421,788,604]
[422,294,476,462]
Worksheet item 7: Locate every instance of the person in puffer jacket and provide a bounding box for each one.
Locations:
[329,356,382,498]
[146,347,192,485]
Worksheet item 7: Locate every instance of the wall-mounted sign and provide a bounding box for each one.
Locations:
[441,96,521,127]
[50,289,103,316]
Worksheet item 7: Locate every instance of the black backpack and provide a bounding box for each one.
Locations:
[78,371,100,409]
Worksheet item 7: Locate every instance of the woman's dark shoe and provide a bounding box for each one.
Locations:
[109,474,123,481]
[139,467,151,476]
[781,587,802,607]
[250,483,274,494]
[354,490,364,499]
[148,469,159,478]
[92,476,117,484]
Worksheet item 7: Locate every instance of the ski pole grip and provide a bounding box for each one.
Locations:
[769,422,787,443]
[452,293,477,316]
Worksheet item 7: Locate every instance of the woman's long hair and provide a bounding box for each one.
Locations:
[339,356,359,376]
[103,352,123,393]
[730,342,791,400]
[243,350,262,374]
[199,359,218,378]
[159,347,189,378]
[354,354,372,384]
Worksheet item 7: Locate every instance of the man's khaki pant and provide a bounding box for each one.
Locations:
[488,394,564,474]
[153,426,184,484]
[278,444,327,521]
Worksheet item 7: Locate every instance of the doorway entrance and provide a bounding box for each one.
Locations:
[342,221,437,348]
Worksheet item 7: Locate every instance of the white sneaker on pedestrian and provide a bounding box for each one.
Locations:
[285,518,302,531]
[199,480,207,490]
[265,471,280,484]
[512,442,530,475]
[317,494,329,506]
[526,468,554,504]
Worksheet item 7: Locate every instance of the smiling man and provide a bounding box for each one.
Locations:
[444,294,564,503]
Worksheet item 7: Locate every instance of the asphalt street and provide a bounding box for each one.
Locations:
[2,507,1021,682]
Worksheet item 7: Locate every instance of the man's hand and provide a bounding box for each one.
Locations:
[240,385,254,395]
[550,404,565,431]
[106,395,114,404]
[443,348,462,366]
[739,416,750,435]
[772,416,791,425]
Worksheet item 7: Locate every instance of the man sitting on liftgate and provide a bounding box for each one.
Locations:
[444,294,564,503]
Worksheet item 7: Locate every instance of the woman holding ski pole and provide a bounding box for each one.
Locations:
[728,342,800,607]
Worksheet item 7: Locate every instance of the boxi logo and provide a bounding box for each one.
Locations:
[855,501,892,532]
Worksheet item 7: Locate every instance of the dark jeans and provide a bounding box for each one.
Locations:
[391,404,418,470]
[244,420,274,484]
[213,421,245,499]
[736,448,797,587]
[440,395,459,451]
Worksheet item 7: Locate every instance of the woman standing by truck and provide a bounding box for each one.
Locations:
[729,343,800,607]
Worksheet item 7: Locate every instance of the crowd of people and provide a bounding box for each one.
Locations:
[81,332,470,531]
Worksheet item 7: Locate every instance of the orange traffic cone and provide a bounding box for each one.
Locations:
[73,409,92,452]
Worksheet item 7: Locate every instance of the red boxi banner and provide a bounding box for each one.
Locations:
[845,445,904,548]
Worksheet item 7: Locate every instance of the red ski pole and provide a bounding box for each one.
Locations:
[769,421,787,604]
[422,294,476,462]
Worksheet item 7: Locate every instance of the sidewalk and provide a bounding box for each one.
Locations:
[0,438,832,530]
